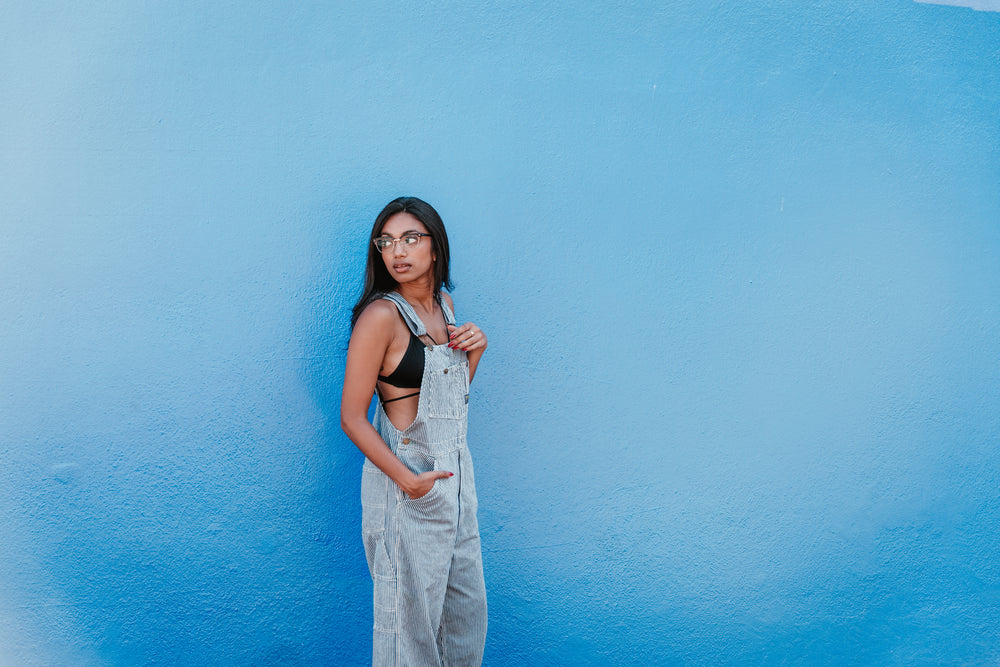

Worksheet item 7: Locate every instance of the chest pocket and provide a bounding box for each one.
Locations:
[421,360,470,420]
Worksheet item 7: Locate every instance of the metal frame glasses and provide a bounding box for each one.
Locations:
[372,232,431,253]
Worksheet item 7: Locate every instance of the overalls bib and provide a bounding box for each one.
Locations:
[361,292,488,667]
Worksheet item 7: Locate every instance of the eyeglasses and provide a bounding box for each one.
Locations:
[372,233,431,253]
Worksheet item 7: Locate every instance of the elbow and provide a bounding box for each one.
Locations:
[340,407,354,436]
[341,408,366,441]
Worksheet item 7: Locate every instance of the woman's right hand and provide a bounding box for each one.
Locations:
[405,470,454,500]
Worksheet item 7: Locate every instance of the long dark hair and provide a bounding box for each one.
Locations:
[350,196,453,328]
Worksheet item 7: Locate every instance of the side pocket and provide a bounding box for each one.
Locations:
[361,463,388,577]
[372,536,397,633]
[361,464,387,528]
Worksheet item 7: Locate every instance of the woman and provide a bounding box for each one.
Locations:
[340,197,488,666]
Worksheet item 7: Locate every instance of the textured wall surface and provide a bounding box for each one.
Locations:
[2,1,998,665]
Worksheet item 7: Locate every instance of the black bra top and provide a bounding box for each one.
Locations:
[377,297,447,404]
[377,330,426,389]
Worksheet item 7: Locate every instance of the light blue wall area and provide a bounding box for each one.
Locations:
[2,1,998,664]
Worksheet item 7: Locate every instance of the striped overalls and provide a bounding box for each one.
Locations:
[362,293,488,666]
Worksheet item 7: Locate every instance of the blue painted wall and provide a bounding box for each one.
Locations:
[2,1,998,664]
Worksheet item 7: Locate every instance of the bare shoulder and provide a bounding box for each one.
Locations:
[352,298,400,339]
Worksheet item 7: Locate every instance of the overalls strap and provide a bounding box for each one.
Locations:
[380,292,456,338]
[439,297,457,327]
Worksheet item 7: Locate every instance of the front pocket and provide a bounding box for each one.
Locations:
[395,448,438,502]
[403,479,441,505]
[397,447,436,476]
[399,479,448,518]
[422,360,470,420]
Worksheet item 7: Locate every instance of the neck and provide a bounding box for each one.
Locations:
[395,278,436,311]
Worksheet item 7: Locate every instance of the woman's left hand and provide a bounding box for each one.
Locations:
[448,323,487,352]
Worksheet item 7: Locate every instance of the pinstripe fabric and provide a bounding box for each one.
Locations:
[361,293,488,666]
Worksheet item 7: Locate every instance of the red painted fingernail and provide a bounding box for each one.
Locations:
[449,473,454,477]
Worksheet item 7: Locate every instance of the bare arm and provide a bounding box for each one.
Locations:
[340,303,452,499]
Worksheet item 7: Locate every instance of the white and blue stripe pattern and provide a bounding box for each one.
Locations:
[361,292,487,666]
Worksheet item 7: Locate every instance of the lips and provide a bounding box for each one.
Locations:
[393,263,411,273]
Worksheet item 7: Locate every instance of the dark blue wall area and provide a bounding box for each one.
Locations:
[2,1,998,664]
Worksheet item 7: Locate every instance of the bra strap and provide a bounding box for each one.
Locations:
[380,390,420,404]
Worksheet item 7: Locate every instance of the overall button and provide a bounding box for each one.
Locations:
[443,368,449,374]
[402,438,410,445]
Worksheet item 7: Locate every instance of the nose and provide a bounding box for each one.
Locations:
[392,239,408,256]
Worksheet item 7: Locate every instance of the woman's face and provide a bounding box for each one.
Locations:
[377,212,435,285]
